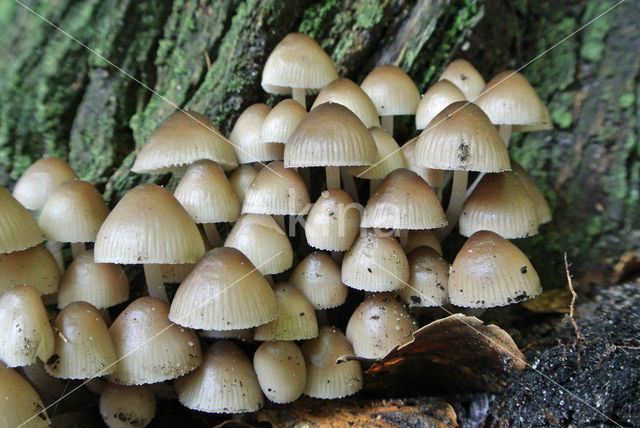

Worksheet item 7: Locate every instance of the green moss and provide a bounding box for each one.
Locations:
[579,1,616,63]
[549,92,574,129]
[619,93,634,109]
[298,0,342,39]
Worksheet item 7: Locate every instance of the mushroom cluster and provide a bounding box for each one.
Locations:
[0,31,553,427]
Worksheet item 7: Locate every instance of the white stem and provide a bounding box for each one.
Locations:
[499,124,512,147]
[437,170,468,240]
[46,240,64,272]
[399,229,409,247]
[292,88,306,110]
[203,223,222,247]
[381,115,394,135]
[144,264,168,302]
[466,172,485,198]
[341,168,359,202]
[71,242,85,258]
[326,166,340,190]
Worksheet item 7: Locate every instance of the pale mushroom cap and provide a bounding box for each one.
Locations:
[398,246,449,307]
[45,301,116,379]
[289,252,348,309]
[173,160,241,223]
[107,297,202,385]
[100,383,156,428]
[341,228,409,292]
[0,285,54,367]
[169,247,278,330]
[0,243,60,296]
[94,184,205,264]
[304,190,360,251]
[346,293,417,359]
[224,214,293,275]
[38,180,110,243]
[401,137,444,188]
[439,59,486,100]
[253,341,306,404]
[416,80,466,129]
[459,172,539,239]
[261,33,338,94]
[261,99,307,143]
[12,156,78,211]
[242,161,310,216]
[301,326,362,399]
[0,362,50,427]
[346,127,407,180]
[511,160,552,224]
[449,230,542,308]
[0,185,44,253]
[311,78,381,128]
[230,104,284,164]
[415,101,511,172]
[57,249,129,309]
[175,340,264,413]
[254,282,318,341]
[475,71,552,128]
[284,103,376,168]
[229,164,259,203]
[360,65,420,116]
[131,110,238,173]
[361,168,447,230]
[403,229,442,255]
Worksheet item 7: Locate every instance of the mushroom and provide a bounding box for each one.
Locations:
[398,246,450,308]
[12,156,77,211]
[229,103,283,165]
[0,362,50,427]
[0,185,44,254]
[311,77,380,128]
[415,79,466,130]
[229,164,259,203]
[253,341,306,404]
[438,59,486,100]
[289,252,348,310]
[304,189,360,255]
[99,383,156,428]
[0,243,59,296]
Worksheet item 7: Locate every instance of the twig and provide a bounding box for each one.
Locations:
[203,50,211,70]
[565,253,583,369]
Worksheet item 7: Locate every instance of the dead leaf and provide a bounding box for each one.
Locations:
[611,250,640,284]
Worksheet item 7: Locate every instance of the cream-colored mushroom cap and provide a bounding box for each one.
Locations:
[132,110,237,173]
[242,161,310,215]
[94,184,205,264]
[12,156,78,210]
[175,340,264,413]
[360,65,420,116]
[341,228,409,292]
[361,168,446,230]
[261,99,307,143]
[229,164,258,203]
[290,252,348,309]
[511,160,552,224]
[0,285,54,367]
[224,214,293,275]
[0,243,59,296]
[449,230,542,308]
[301,326,362,399]
[0,185,44,253]
[253,341,306,404]
[398,246,449,307]
[173,160,241,223]
[169,247,277,330]
[0,362,50,427]
[284,103,376,168]
[304,190,360,251]
[346,127,407,180]
[45,301,116,379]
[459,172,538,239]
[311,78,381,128]
[475,71,551,129]
[346,293,416,359]
[415,101,510,172]
[403,229,442,255]
[254,283,318,341]
[230,104,284,164]
[439,59,486,100]
[416,80,466,129]
[100,383,156,428]
[401,137,444,188]
[38,180,109,243]
[107,297,202,385]
[261,33,338,95]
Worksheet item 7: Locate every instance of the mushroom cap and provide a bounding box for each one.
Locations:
[415,101,511,172]
[289,252,348,309]
[12,156,78,210]
[511,160,552,224]
[229,164,258,203]
[346,127,407,180]
[261,99,307,144]
[253,341,306,404]
[0,362,50,427]
[401,137,443,188]
[173,160,241,224]
[438,59,486,100]
[284,103,376,168]
[361,168,446,230]
[94,184,205,264]
[398,246,450,307]
[0,243,60,296]
[175,340,264,413]
[311,78,380,128]
[0,185,44,254]
[99,384,156,428]
[38,180,110,243]
[230,104,284,164]
[261,33,338,95]
[459,171,539,239]
[449,230,542,308]
[169,247,278,330]
[475,71,551,129]
[360,65,420,116]
[242,161,310,216]
[132,110,238,173]
[416,79,466,130]
[304,189,360,251]
[107,297,202,385]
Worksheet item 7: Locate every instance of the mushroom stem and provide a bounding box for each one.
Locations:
[499,124,512,146]
[144,264,168,302]
[381,115,394,135]
[341,168,359,202]
[326,166,341,190]
[292,88,306,110]
[71,242,85,259]
[203,223,223,247]
[46,240,64,272]
[399,229,409,247]
[437,170,468,240]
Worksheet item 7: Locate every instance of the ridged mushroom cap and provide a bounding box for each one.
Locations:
[0,243,59,296]
[401,137,443,188]
[311,78,380,128]
[511,160,552,224]
[346,127,407,180]
[360,65,420,116]
[0,185,44,253]
[304,190,360,251]
[242,161,310,216]
[12,156,77,210]
[416,80,466,130]
[229,164,259,203]
[261,99,307,143]
[438,59,485,100]
[230,104,284,164]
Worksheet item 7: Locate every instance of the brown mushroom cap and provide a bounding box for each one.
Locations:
[360,65,420,116]
[416,79,466,130]
[242,161,310,216]
[12,156,78,210]
[289,252,348,309]
[401,137,444,188]
[0,243,60,296]
[311,78,381,128]
[403,229,442,255]
[438,59,486,100]
[398,246,450,307]
[0,185,44,254]
[304,190,360,252]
